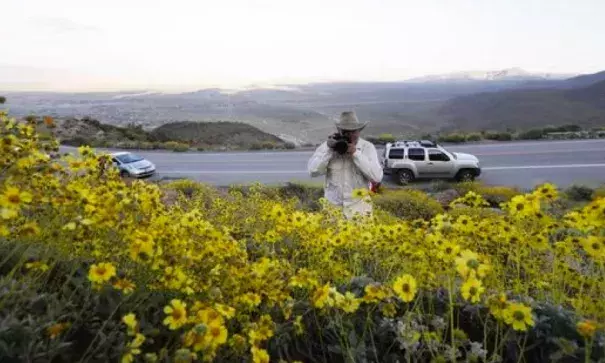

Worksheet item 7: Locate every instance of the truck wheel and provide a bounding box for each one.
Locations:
[456,169,475,182]
[396,169,414,185]
[120,170,130,178]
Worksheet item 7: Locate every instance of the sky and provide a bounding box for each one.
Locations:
[1,0,605,91]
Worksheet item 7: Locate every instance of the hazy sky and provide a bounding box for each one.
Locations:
[1,0,604,90]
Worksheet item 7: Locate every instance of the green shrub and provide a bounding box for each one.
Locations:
[438,133,467,143]
[284,142,296,150]
[163,179,217,199]
[373,189,444,220]
[484,131,513,141]
[378,133,396,143]
[564,184,595,202]
[0,96,6,104]
[465,132,482,142]
[163,141,189,152]
[517,129,544,140]
[273,182,324,211]
[453,182,520,207]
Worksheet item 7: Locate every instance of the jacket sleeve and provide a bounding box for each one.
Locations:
[352,142,383,183]
[307,142,334,177]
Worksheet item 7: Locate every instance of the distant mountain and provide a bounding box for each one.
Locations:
[440,72,605,131]
[407,67,574,83]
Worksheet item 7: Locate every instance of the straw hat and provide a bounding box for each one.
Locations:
[335,111,368,131]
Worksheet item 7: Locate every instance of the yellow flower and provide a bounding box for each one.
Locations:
[88,262,117,284]
[113,279,136,294]
[576,320,597,338]
[0,186,32,208]
[392,274,417,302]
[47,322,70,339]
[251,347,270,363]
[1,207,18,220]
[311,284,331,309]
[352,188,369,199]
[503,302,534,331]
[339,292,361,313]
[363,283,389,303]
[581,236,605,260]
[122,313,138,336]
[163,299,188,330]
[488,293,508,320]
[206,323,228,347]
[461,277,484,304]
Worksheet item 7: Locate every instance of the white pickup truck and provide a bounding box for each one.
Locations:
[381,140,482,185]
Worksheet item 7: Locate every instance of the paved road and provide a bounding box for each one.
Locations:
[62,139,605,190]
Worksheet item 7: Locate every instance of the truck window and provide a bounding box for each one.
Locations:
[428,149,450,162]
[388,148,404,159]
[407,148,425,161]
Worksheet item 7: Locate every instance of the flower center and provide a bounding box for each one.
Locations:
[513,311,525,321]
[402,283,410,293]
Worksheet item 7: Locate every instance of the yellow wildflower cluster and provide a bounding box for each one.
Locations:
[1,111,604,361]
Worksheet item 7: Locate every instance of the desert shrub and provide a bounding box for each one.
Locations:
[163,141,190,152]
[0,96,6,104]
[272,182,324,211]
[373,188,444,220]
[454,182,520,207]
[438,133,467,143]
[517,128,544,140]
[284,142,296,150]
[249,142,263,150]
[484,131,513,141]
[378,133,396,143]
[564,184,595,201]
[465,132,482,142]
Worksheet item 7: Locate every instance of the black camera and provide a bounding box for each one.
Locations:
[330,132,351,155]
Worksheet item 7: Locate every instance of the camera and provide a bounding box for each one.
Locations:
[330,132,351,155]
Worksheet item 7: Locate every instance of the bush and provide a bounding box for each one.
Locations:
[484,131,513,141]
[564,184,595,201]
[517,128,544,140]
[163,141,190,152]
[284,142,296,150]
[454,182,520,207]
[438,133,467,143]
[465,132,482,142]
[378,133,396,143]
[373,188,444,220]
[0,96,6,104]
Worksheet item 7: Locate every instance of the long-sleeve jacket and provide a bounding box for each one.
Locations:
[307,138,383,218]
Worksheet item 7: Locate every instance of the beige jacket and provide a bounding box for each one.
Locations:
[307,138,383,218]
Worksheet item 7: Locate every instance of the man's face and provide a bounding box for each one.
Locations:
[340,129,361,144]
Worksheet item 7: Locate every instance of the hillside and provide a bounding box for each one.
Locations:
[440,76,605,131]
[150,121,288,149]
[34,116,287,150]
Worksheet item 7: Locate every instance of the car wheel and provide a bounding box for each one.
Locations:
[456,169,475,182]
[120,170,131,178]
[396,169,414,185]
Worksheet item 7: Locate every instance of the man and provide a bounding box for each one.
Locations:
[307,111,383,219]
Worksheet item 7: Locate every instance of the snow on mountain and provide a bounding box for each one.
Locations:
[406,67,575,83]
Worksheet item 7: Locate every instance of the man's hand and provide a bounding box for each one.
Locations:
[327,134,338,149]
[346,141,357,155]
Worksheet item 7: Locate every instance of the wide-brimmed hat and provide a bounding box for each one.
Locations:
[335,111,368,131]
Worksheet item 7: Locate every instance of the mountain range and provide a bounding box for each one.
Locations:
[1,68,604,144]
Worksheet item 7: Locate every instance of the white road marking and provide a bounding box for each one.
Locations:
[483,163,605,171]
[163,170,309,174]
[161,163,605,175]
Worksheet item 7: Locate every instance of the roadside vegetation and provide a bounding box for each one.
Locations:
[367,124,605,145]
[2,111,604,362]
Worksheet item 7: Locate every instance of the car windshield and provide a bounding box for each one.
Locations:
[439,146,457,159]
[116,153,144,164]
